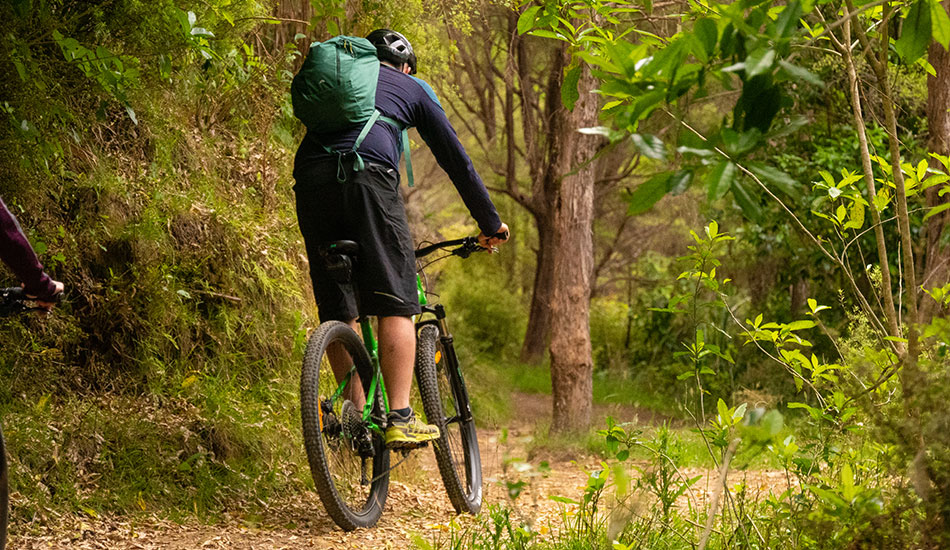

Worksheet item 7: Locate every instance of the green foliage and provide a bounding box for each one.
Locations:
[437,252,527,358]
[5,388,304,522]
[896,0,934,63]
[517,0,823,220]
[303,0,461,80]
[517,0,947,228]
[0,0,948,545]
[417,504,538,550]
[627,172,673,215]
[427,199,948,548]
[649,222,736,409]
[501,0,950,541]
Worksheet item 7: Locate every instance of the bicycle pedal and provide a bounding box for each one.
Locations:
[387,440,428,452]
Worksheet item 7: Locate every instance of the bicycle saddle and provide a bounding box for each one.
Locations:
[319,240,359,257]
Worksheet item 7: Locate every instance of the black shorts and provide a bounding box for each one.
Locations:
[293,160,420,322]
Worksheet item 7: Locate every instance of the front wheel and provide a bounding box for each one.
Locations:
[301,321,390,530]
[415,324,482,514]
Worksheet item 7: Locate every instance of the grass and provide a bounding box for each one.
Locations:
[461,349,785,471]
[483,355,686,418]
[3,374,310,527]
[0,48,320,526]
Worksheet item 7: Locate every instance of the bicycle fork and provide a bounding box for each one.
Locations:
[420,303,473,425]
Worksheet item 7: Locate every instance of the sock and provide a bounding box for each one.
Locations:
[390,407,411,419]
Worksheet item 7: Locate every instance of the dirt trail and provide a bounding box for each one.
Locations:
[16,393,779,549]
[16,393,589,549]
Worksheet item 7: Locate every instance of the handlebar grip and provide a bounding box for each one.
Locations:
[491,230,509,240]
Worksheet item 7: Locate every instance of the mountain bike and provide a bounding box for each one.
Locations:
[300,235,493,530]
[0,287,58,550]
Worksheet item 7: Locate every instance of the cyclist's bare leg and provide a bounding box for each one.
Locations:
[327,319,366,408]
[378,315,415,411]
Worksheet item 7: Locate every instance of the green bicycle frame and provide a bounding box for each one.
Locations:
[416,273,428,307]
[355,318,388,430]
[327,273,429,433]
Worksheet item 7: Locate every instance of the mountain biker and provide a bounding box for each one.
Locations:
[0,198,64,308]
[293,28,509,448]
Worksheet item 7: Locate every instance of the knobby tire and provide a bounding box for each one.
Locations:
[415,324,482,514]
[300,321,390,530]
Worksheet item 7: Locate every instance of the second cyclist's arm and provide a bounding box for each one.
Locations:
[0,198,58,300]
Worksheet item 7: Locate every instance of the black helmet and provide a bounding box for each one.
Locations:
[366,28,417,74]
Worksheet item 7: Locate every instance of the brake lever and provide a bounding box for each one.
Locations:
[451,238,483,258]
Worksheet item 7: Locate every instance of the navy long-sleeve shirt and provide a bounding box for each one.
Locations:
[0,198,57,298]
[293,65,501,236]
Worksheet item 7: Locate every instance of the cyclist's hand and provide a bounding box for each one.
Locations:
[29,280,64,310]
[478,223,509,252]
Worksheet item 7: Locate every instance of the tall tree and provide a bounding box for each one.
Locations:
[548,57,598,432]
[922,0,950,322]
[441,6,605,368]
[438,4,605,430]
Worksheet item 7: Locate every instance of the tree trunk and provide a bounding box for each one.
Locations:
[514,24,557,365]
[268,0,311,55]
[549,52,599,434]
[922,0,950,537]
[921,0,950,322]
[520,211,555,363]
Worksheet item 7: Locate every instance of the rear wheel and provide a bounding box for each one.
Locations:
[301,321,389,530]
[415,324,482,514]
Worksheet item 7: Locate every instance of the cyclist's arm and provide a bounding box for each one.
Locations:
[0,198,61,302]
[408,79,502,237]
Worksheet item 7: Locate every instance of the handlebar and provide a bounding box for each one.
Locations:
[414,237,481,259]
[414,231,509,259]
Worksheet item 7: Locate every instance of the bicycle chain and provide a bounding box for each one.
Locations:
[366,445,427,484]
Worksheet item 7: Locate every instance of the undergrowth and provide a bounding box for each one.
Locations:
[0,0,315,525]
[420,222,947,549]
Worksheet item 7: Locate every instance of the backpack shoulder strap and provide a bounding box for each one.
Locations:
[377,114,414,188]
[349,110,382,173]
[346,111,415,188]
[400,128,414,188]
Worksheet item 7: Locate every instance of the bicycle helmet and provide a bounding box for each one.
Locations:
[366,28,417,74]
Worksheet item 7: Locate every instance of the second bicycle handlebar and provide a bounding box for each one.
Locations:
[0,287,60,317]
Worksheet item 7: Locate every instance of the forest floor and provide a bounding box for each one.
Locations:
[16,393,785,549]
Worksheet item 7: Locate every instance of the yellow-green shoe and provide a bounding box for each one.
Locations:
[385,410,440,449]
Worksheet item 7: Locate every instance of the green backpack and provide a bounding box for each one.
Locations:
[291,35,414,186]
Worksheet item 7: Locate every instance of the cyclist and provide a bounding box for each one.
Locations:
[0,198,63,308]
[293,28,509,448]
